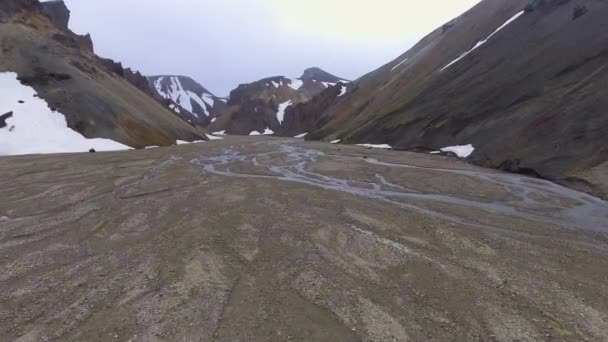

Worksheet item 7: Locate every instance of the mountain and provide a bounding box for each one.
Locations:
[209,67,349,136]
[148,75,228,126]
[306,0,608,198]
[0,0,205,151]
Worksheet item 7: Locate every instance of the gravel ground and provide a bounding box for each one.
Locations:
[1,137,607,341]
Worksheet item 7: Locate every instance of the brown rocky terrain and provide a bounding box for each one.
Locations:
[306,0,608,199]
[1,136,607,341]
[210,68,349,135]
[0,0,205,148]
[279,82,348,137]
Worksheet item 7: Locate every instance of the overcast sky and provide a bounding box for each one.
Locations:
[62,0,480,96]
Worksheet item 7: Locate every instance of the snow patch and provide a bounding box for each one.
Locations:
[288,78,304,91]
[206,134,224,140]
[0,72,130,156]
[177,140,205,145]
[330,139,341,144]
[155,77,213,117]
[249,128,274,136]
[202,93,215,108]
[322,82,337,88]
[391,57,409,71]
[214,130,226,135]
[276,100,292,124]
[338,85,348,97]
[357,144,392,149]
[440,144,475,158]
[441,10,525,71]
[211,117,217,123]
[294,132,308,138]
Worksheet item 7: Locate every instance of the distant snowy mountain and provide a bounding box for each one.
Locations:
[148,75,227,126]
[0,72,129,155]
[209,67,350,136]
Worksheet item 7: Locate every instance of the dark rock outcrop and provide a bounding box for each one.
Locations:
[0,112,13,128]
[40,0,69,31]
[279,83,346,137]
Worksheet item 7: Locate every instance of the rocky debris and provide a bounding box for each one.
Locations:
[17,69,72,86]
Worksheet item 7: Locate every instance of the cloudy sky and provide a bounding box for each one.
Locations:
[63,0,480,96]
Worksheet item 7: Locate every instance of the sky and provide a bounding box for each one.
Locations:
[62,0,481,97]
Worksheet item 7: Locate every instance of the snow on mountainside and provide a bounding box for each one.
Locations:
[148,75,227,126]
[209,67,350,136]
[0,72,129,155]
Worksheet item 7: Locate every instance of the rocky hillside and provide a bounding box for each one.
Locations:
[0,0,205,149]
[307,0,608,198]
[210,67,349,136]
[148,75,227,127]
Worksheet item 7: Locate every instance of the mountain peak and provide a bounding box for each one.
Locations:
[300,67,347,83]
[40,0,70,31]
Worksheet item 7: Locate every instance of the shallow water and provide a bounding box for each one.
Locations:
[190,143,608,232]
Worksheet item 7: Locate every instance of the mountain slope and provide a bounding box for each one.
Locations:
[0,0,205,149]
[308,0,608,198]
[148,75,227,126]
[210,68,349,135]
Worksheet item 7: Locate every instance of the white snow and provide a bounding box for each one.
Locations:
[155,76,212,117]
[249,128,274,136]
[322,82,337,88]
[330,139,341,144]
[357,144,392,149]
[214,130,226,135]
[294,132,308,138]
[440,144,475,158]
[338,85,348,97]
[202,93,215,108]
[0,72,130,156]
[276,100,292,124]
[441,10,525,71]
[271,81,280,88]
[177,140,205,145]
[211,117,217,123]
[206,134,224,140]
[391,57,409,71]
[288,78,304,91]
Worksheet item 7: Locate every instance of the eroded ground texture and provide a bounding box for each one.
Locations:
[1,137,608,341]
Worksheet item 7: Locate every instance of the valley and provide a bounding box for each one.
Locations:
[1,137,607,341]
